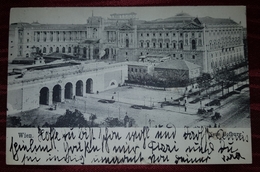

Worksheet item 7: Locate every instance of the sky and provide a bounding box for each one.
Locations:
[10,6,247,27]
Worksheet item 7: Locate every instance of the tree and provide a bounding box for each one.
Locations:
[197,73,212,97]
[89,113,97,127]
[214,68,237,95]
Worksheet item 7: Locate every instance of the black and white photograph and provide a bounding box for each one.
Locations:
[7,6,249,129]
[6,6,252,165]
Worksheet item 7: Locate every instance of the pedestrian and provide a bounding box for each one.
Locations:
[164,97,166,101]
[149,119,152,127]
[124,114,129,127]
[184,106,187,112]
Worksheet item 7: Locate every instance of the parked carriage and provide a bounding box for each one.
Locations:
[211,112,221,121]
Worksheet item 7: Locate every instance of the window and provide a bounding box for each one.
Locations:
[160,42,162,48]
[143,69,146,73]
[166,33,168,36]
[126,52,128,55]
[153,33,155,36]
[159,33,162,36]
[147,33,149,37]
[135,69,137,72]
[192,40,196,50]
[153,42,156,48]
[180,54,183,57]
[139,69,142,72]
[27,46,29,48]
[173,33,176,36]
[141,33,143,37]
[180,42,183,49]
[173,43,176,49]
[27,39,29,43]
[147,42,149,48]
[180,33,183,37]
[141,42,143,48]
[166,43,169,48]
[131,68,133,72]
[192,55,195,59]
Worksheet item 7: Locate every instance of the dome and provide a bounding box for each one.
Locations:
[175,12,192,17]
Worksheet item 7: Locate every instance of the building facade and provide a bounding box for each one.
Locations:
[9,12,246,74]
[7,62,128,113]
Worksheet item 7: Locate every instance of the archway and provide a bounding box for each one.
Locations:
[39,87,49,105]
[86,78,93,94]
[53,85,61,102]
[65,82,73,99]
[76,80,83,96]
[56,47,59,53]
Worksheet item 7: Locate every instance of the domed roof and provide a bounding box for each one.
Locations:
[175,12,192,17]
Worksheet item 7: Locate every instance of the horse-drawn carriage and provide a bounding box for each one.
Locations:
[197,107,221,121]
[211,112,221,121]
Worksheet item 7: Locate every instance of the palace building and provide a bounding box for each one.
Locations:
[9,12,247,74]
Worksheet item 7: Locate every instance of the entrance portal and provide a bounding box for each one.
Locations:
[76,80,83,96]
[39,87,49,105]
[86,78,93,94]
[53,85,61,102]
[65,82,73,99]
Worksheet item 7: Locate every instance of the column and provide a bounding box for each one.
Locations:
[90,45,93,60]
[40,32,43,42]
[86,48,89,59]
[71,84,75,98]
[61,88,65,102]
[48,90,53,105]
[82,82,86,97]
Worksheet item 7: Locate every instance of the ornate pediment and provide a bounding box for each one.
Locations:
[119,24,134,30]
[182,22,203,30]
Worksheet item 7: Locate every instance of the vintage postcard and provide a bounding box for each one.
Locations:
[6,6,251,165]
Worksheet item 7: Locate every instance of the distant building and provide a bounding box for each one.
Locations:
[127,62,154,82]
[9,12,246,74]
[154,60,200,84]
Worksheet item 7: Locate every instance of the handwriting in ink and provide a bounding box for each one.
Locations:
[125,126,149,149]
[21,153,41,165]
[175,154,211,164]
[9,137,53,161]
[38,127,61,150]
[154,126,176,139]
[101,127,122,153]
[46,154,85,164]
[91,152,144,164]
[148,140,179,154]
[148,154,169,163]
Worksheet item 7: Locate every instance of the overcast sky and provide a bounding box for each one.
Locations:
[10,6,247,27]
